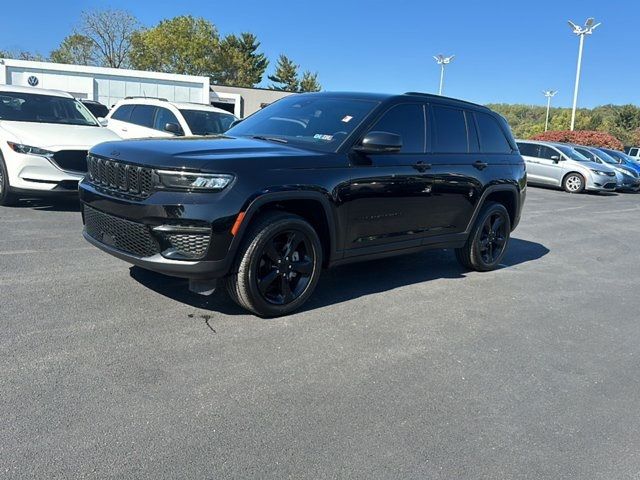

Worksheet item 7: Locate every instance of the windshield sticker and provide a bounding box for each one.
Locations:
[313,134,334,141]
[341,115,353,123]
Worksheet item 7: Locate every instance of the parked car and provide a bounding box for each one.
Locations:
[600,147,640,172]
[626,147,640,161]
[0,85,121,206]
[516,140,617,193]
[572,145,640,192]
[80,99,110,119]
[105,97,238,139]
[80,91,526,316]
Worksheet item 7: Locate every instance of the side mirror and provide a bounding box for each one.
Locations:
[354,131,403,154]
[164,122,184,136]
[550,155,561,162]
[97,117,108,127]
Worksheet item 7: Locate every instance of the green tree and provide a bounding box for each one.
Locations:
[130,16,220,76]
[0,49,45,61]
[213,33,268,87]
[268,55,299,91]
[299,71,321,92]
[50,34,96,65]
[79,9,139,68]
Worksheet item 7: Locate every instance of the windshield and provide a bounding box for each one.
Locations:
[226,95,379,152]
[0,92,99,126]
[591,149,618,164]
[557,145,590,161]
[180,109,236,135]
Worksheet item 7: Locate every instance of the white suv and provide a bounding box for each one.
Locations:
[0,85,121,206]
[104,97,237,139]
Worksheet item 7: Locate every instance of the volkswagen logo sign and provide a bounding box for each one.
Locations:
[27,76,39,87]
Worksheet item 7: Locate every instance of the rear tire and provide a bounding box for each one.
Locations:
[0,153,18,206]
[225,211,322,317]
[563,173,585,194]
[455,202,511,272]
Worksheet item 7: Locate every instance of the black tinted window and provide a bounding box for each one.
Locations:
[432,106,468,153]
[517,143,540,157]
[129,105,156,128]
[83,102,109,118]
[368,104,425,153]
[476,112,512,153]
[154,107,180,131]
[111,104,133,121]
[539,146,558,160]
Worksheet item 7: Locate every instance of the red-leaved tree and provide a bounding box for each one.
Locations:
[531,130,624,150]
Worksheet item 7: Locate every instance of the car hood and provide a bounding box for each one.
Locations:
[0,121,121,150]
[89,135,329,171]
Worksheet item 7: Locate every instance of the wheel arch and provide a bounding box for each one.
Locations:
[230,191,339,267]
[465,184,520,233]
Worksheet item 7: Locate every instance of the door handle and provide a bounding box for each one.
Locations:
[473,161,489,170]
[413,161,431,172]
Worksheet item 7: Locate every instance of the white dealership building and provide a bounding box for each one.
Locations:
[0,58,293,118]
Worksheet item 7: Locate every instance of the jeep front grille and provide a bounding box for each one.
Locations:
[84,205,160,257]
[86,156,153,198]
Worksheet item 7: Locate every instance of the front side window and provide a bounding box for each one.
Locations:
[432,105,468,153]
[0,92,99,126]
[154,107,180,132]
[629,148,639,156]
[180,109,236,135]
[539,146,560,160]
[129,105,156,128]
[226,95,379,152]
[367,104,425,153]
[476,111,512,153]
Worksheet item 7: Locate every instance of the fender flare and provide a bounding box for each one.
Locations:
[229,190,340,263]
[464,183,520,234]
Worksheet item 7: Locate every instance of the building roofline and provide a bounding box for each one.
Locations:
[0,58,209,84]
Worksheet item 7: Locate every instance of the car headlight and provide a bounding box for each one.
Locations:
[590,169,610,176]
[155,170,234,191]
[6,142,54,158]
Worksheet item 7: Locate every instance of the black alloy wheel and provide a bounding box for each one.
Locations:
[256,229,315,305]
[478,211,508,265]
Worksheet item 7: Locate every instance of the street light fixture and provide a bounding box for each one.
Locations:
[543,90,558,132]
[568,17,601,131]
[433,54,455,95]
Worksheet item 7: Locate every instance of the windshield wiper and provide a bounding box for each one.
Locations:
[250,135,288,144]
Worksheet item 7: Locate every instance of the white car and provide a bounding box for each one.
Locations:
[0,85,121,206]
[104,97,237,139]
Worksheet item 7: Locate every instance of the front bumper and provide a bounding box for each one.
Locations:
[79,179,240,279]
[3,149,83,193]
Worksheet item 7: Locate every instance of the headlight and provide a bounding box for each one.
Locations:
[6,142,54,158]
[590,169,610,176]
[155,170,234,191]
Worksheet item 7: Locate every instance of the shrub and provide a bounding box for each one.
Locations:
[530,130,624,150]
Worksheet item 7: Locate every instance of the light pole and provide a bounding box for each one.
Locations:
[568,17,601,131]
[433,54,454,95]
[543,90,558,131]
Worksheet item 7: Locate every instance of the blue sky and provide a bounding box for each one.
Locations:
[1,0,636,108]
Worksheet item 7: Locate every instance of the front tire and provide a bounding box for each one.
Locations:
[0,153,18,206]
[563,173,585,194]
[455,202,511,272]
[225,211,322,317]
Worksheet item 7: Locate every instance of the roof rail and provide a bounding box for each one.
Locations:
[124,96,168,101]
[403,91,487,109]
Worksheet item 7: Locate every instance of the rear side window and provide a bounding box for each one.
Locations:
[129,105,156,128]
[476,112,512,153]
[432,106,468,153]
[110,104,134,121]
[629,148,639,156]
[368,104,425,153]
[517,143,540,157]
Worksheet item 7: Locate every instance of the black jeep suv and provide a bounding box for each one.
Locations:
[80,92,526,316]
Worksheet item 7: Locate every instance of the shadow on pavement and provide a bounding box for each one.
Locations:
[129,237,549,317]
[9,195,81,212]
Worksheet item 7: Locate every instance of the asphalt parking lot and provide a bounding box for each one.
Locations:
[2,186,640,479]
